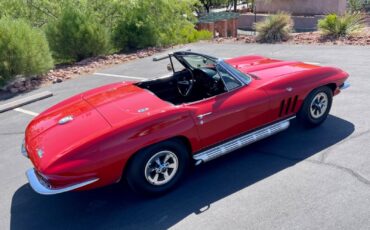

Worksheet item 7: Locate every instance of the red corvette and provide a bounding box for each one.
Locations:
[22,51,349,195]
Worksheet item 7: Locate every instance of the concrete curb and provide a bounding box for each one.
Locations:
[0,91,53,113]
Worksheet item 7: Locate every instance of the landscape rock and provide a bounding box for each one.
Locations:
[9,87,19,94]
[52,78,63,84]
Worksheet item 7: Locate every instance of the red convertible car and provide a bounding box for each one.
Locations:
[22,51,349,195]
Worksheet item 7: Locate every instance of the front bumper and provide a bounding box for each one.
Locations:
[26,168,98,195]
[339,81,350,90]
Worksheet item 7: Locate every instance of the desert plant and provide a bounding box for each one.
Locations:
[348,0,364,12]
[0,18,53,86]
[318,13,366,38]
[254,12,293,43]
[45,6,111,62]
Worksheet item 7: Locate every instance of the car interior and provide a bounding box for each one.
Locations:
[135,53,242,105]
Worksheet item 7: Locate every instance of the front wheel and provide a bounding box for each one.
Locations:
[297,86,333,127]
[126,140,189,196]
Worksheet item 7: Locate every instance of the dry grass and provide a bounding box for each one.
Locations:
[254,12,293,43]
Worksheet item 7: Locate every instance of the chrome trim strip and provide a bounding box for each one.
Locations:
[26,168,98,195]
[193,117,294,165]
[339,81,350,90]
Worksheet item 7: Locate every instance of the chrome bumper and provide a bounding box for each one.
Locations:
[26,168,98,195]
[339,81,350,90]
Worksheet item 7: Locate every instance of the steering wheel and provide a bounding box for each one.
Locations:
[193,68,223,96]
[176,69,195,97]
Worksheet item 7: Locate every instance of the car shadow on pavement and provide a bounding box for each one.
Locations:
[10,115,354,230]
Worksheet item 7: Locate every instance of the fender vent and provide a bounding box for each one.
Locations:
[279,95,298,117]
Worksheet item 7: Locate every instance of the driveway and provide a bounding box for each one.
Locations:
[1,42,369,230]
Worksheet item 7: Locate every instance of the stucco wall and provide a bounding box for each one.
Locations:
[255,0,347,16]
[238,14,325,32]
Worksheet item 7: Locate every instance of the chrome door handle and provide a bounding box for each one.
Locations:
[197,112,212,119]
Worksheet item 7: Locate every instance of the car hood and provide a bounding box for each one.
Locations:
[226,55,321,80]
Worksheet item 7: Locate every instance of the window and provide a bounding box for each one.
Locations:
[216,65,242,91]
[181,55,216,69]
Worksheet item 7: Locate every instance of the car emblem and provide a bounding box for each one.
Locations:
[58,116,73,125]
[37,149,44,158]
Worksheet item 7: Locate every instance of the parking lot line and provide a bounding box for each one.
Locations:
[13,108,39,116]
[303,62,321,65]
[93,72,146,80]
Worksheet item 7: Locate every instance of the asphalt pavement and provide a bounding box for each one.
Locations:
[1,42,369,230]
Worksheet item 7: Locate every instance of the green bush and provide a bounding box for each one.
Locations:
[179,25,213,43]
[113,18,158,50]
[46,6,110,62]
[113,0,203,51]
[255,12,293,43]
[0,18,53,86]
[318,13,366,38]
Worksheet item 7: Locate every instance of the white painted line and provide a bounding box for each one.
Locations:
[14,108,39,116]
[94,73,146,80]
[303,62,321,66]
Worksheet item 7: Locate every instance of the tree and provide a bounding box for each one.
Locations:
[200,0,228,13]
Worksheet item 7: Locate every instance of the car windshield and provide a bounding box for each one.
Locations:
[181,54,216,69]
[174,53,251,85]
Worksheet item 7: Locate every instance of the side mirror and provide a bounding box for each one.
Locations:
[167,63,173,72]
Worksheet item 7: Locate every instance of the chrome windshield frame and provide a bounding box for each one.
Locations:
[154,51,253,88]
[216,59,252,86]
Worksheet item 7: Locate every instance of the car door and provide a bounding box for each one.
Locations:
[185,68,271,149]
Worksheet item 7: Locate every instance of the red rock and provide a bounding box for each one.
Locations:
[18,86,27,92]
[13,80,24,88]
[9,87,19,93]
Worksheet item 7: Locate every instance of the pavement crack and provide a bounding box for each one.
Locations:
[319,129,370,162]
[315,161,370,186]
[256,150,370,187]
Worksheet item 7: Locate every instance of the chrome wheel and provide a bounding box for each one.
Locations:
[310,92,328,119]
[144,150,179,186]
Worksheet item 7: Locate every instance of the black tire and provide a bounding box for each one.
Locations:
[297,86,333,128]
[126,139,189,196]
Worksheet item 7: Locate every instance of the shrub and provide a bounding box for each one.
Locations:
[254,12,293,43]
[348,0,363,12]
[318,13,366,38]
[113,0,203,51]
[113,18,158,50]
[179,24,213,43]
[0,18,53,86]
[46,6,110,62]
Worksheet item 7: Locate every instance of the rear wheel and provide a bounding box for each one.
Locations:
[126,140,189,195]
[297,86,333,127]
